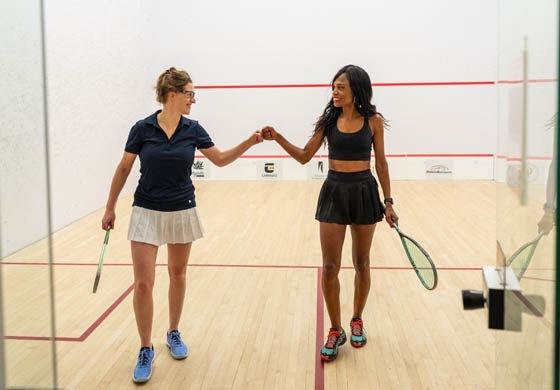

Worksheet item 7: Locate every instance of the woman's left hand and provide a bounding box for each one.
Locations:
[385,205,399,228]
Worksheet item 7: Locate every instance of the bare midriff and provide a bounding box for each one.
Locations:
[328,159,371,172]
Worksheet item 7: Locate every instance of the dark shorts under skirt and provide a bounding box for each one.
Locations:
[315,170,385,225]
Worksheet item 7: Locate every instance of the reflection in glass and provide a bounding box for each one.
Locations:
[0,0,58,388]
[496,0,558,387]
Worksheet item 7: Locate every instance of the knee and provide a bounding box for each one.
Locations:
[135,279,154,294]
[169,269,187,284]
[353,257,370,275]
[322,261,340,281]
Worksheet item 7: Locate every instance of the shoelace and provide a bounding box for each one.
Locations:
[138,349,151,367]
[325,330,340,348]
[169,332,182,346]
[351,320,363,336]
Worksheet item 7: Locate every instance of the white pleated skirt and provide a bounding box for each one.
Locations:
[127,206,204,246]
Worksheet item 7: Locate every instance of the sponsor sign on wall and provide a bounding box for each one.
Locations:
[257,160,282,180]
[188,156,493,181]
[191,159,210,179]
[425,160,453,180]
[307,159,328,180]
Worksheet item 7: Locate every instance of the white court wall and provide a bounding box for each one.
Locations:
[1,1,157,257]
[149,0,498,182]
[10,0,553,256]
[0,1,50,258]
[44,0,158,234]
[167,0,498,156]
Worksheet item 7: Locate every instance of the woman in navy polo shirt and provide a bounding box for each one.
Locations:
[101,67,263,383]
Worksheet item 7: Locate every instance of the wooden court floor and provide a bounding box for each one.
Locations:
[1,180,555,390]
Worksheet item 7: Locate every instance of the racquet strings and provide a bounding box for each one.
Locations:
[508,242,537,280]
[402,236,436,289]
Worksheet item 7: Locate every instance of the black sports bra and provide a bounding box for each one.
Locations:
[327,117,373,161]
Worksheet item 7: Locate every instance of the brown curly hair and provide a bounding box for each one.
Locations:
[155,67,192,104]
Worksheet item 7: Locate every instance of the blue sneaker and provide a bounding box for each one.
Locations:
[167,330,188,359]
[132,346,155,383]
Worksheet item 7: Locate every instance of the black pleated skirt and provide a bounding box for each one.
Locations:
[315,170,385,225]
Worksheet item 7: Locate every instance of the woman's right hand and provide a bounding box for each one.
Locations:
[102,209,115,230]
[247,130,264,146]
[385,205,399,228]
[262,126,278,141]
[538,208,555,235]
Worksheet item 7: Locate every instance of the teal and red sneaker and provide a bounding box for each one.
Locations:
[320,328,347,361]
[350,317,367,348]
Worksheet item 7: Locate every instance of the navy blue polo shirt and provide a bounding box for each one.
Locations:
[125,110,214,211]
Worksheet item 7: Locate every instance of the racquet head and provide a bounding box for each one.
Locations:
[506,232,544,281]
[93,226,111,293]
[393,224,438,290]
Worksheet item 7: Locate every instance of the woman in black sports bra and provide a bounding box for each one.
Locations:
[262,64,398,362]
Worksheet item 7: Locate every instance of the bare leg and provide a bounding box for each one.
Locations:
[320,222,346,329]
[350,224,376,319]
[167,242,192,332]
[131,241,158,348]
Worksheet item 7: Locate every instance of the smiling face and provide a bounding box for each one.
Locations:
[332,73,353,108]
[168,82,196,115]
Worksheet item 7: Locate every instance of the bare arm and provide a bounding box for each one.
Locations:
[371,116,398,226]
[372,116,390,199]
[102,152,137,229]
[262,126,324,165]
[199,131,263,167]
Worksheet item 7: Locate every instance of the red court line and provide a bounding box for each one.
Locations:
[0,261,530,348]
[374,81,494,87]
[195,79,557,90]
[518,267,557,271]
[195,153,553,159]
[197,84,331,89]
[5,283,135,342]
[4,335,81,342]
[498,79,558,84]
[513,291,553,330]
[523,276,556,282]
[404,154,493,157]
[0,262,320,269]
[496,155,554,161]
[1,262,127,266]
[187,263,320,269]
[1,262,484,271]
[513,291,543,317]
[315,268,325,390]
[194,154,495,159]
[79,283,135,341]
[342,266,483,271]
[196,81,495,89]
[195,155,324,159]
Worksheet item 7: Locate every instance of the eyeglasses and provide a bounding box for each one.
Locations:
[178,90,195,98]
